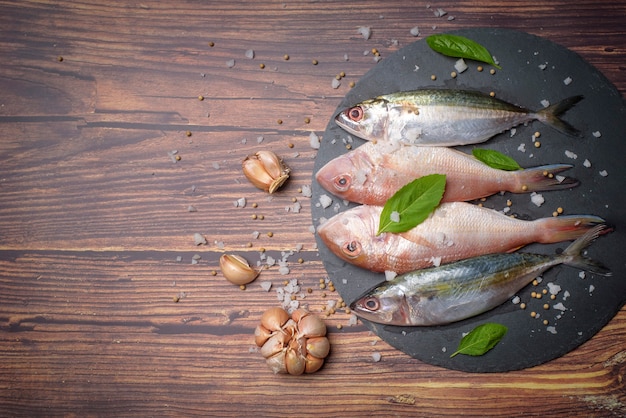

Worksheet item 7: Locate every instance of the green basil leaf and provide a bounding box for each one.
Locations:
[472,148,522,171]
[377,174,446,235]
[450,323,508,358]
[426,34,502,69]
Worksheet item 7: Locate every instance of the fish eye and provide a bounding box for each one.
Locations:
[363,297,380,311]
[333,175,351,192]
[347,106,364,122]
[342,240,362,258]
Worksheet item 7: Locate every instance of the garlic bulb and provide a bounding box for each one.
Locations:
[255,307,329,375]
[242,150,290,193]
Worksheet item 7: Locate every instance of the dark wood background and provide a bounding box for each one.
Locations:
[1,1,624,416]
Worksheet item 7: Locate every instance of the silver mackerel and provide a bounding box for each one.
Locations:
[335,89,583,146]
[350,226,611,326]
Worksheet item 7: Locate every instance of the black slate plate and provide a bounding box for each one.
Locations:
[311,28,626,372]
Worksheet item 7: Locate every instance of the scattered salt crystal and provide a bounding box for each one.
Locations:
[244,49,254,59]
[176,256,182,262]
[503,206,511,214]
[579,271,586,279]
[599,170,608,177]
[252,231,260,239]
[564,150,578,159]
[410,26,420,36]
[343,53,349,61]
[214,240,224,250]
[454,58,468,73]
[530,192,545,207]
[553,302,567,311]
[371,352,382,362]
[234,197,246,208]
[226,59,235,68]
[292,201,302,213]
[433,7,447,17]
[193,233,207,246]
[187,205,197,212]
[589,285,595,294]
[319,194,332,209]
[442,346,447,353]
[357,26,371,40]
[510,128,517,137]
[266,256,276,267]
[563,76,572,85]
[257,136,264,144]
[260,281,272,292]
[555,175,566,183]
[309,224,316,234]
[384,270,397,281]
[547,282,561,295]
[546,326,557,334]
[512,296,521,304]
[430,256,442,267]
[540,99,550,108]
[563,290,570,300]
[309,132,320,149]
[331,78,341,89]
[348,314,358,326]
[390,211,400,223]
[212,162,220,169]
[583,159,592,168]
[538,63,547,70]
[301,185,312,198]
[447,15,455,21]
[278,265,290,275]
[592,131,602,138]
[517,143,526,152]
[535,276,543,284]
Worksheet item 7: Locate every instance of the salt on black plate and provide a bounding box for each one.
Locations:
[311,28,626,373]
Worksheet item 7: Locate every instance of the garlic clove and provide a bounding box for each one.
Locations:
[297,314,327,338]
[291,308,310,323]
[304,353,325,374]
[305,336,330,359]
[285,347,306,375]
[219,254,260,285]
[260,331,290,359]
[266,350,287,374]
[254,324,273,347]
[260,307,290,332]
[242,150,290,194]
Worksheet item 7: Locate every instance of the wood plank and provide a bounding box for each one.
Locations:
[0,0,624,415]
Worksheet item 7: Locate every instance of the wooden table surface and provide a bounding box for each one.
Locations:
[1,1,625,416]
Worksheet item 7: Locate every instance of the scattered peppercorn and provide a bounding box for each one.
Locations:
[259,63,265,69]
[198,95,204,101]
[477,66,483,72]
[312,59,318,65]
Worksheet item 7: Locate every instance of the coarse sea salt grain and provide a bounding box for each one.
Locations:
[541,99,550,108]
[547,282,561,295]
[512,296,521,304]
[553,302,567,311]
[454,58,468,73]
[301,184,312,198]
[357,26,371,40]
[319,194,332,209]
[309,132,320,149]
[583,159,592,168]
[530,192,545,207]
[599,170,608,177]
[430,256,442,267]
[384,270,397,281]
[579,271,586,279]
[517,143,525,152]
[371,352,382,362]
[410,26,420,36]
[592,131,602,138]
[563,76,572,85]
[331,78,341,89]
[546,326,557,334]
[564,150,578,159]
[226,59,235,68]
[589,285,595,294]
[390,211,400,222]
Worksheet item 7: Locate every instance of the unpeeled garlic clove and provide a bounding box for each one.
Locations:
[219,254,260,285]
[284,347,306,375]
[304,353,325,374]
[305,336,330,359]
[254,324,273,347]
[242,150,290,193]
[266,350,287,374]
[297,314,327,338]
[260,331,290,359]
[260,307,290,332]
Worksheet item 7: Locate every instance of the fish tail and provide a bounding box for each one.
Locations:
[536,95,584,137]
[536,214,607,243]
[561,224,612,276]
[513,164,579,193]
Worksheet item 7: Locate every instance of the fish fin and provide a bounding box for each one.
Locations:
[535,95,584,137]
[398,232,438,249]
[562,225,612,276]
[536,214,607,244]
[514,164,579,193]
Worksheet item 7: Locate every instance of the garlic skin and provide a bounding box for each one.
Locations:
[219,254,260,285]
[242,150,290,193]
[255,308,330,375]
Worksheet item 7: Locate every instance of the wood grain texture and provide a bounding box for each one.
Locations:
[0,0,624,416]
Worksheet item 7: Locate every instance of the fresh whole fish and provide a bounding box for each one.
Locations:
[350,225,611,326]
[317,202,605,274]
[315,140,578,205]
[335,89,583,146]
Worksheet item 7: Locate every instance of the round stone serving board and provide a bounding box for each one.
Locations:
[311,28,626,372]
